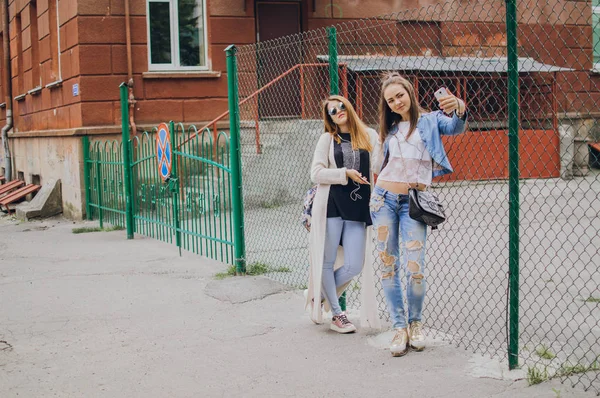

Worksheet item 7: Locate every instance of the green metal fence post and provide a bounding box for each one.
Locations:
[328,26,339,96]
[225,44,247,275]
[82,136,92,221]
[95,151,104,229]
[119,83,135,239]
[328,26,346,312]
[169,120,182,254]
[506,0,520,370]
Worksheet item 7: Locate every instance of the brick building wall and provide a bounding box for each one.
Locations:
[0,0,597,219]
[0,0,597,133]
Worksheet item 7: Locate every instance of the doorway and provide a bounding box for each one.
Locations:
[256,1,302,118]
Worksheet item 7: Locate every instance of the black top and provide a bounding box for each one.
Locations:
[326,133,372,226]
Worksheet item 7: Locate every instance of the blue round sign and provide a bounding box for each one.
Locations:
[156,123,172,181]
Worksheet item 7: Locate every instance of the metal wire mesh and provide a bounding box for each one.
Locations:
[234,0,599,393]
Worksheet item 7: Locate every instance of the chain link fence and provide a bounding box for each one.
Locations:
[234,0,600,393]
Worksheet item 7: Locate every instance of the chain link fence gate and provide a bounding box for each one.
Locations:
[224,0,600,393]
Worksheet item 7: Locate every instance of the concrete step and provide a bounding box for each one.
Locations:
[15,179,62,221]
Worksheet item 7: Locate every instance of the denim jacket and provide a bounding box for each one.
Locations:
[379,111,468,178]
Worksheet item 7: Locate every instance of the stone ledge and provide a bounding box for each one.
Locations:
[142,71,222,79]
[9,125,121,138]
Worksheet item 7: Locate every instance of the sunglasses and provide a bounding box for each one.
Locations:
[328,102,346,116]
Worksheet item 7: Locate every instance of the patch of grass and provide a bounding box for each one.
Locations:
[247,262,270,275]
[535,344,556,360]
[583,296,600,303]
[556,360,599,377]
[214,265,236,280]
[350,282,361,291]
[527,366,548,386]
[213,262,290,279]
[72,225,124,234]
[552,388,561,398]
[298,284,308,290]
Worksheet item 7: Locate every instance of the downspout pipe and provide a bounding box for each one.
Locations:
[1,0,12,181]
[124,0,136,136]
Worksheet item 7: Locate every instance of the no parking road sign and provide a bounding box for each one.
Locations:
[156,123,172,182]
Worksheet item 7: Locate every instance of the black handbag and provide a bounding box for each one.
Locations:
[408,188,446,229]
[387,133,447,230]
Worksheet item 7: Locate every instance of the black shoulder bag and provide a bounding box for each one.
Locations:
[392,134,447,230]
[408,188,446,229]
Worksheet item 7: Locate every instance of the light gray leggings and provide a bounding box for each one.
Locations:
[322,217,366,315]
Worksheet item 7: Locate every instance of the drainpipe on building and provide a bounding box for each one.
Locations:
[124,0,136,136]
[1,0,13,181]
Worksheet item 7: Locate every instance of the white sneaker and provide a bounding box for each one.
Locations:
[409,321,426,351]
[390,328,409,357]
[330,313,357,334]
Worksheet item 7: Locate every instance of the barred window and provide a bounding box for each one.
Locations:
[147,0,208,71]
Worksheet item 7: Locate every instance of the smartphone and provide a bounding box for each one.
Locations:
[434,87,449,101]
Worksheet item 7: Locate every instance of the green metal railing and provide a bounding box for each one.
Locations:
[83,72,246,265]
[128,122,235,263]
[82,136,126,229]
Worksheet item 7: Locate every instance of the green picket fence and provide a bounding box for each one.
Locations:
[82,138,126,229]
[83,82,245,269]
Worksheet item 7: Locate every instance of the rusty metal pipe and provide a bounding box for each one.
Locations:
[124,0,136,135]
[2,0,13,181]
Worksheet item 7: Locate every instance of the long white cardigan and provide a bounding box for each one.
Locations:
[305,128,382,329]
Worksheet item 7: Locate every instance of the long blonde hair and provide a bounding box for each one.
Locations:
[322,95,372,152]
[378,72,426,143]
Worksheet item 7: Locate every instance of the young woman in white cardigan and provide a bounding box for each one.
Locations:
[305,95,381,333]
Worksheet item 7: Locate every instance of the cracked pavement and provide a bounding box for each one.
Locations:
[0,215,596,397]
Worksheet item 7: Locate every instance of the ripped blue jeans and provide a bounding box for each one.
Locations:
[370,186,428,329]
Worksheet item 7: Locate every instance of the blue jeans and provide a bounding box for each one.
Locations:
[322,217,366,316]
[370,186,428,329]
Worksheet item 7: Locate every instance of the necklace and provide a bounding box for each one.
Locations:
[338,134,362,202]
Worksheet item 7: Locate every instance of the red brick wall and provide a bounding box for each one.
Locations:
[6,0,79,132]
[2,0,598,134]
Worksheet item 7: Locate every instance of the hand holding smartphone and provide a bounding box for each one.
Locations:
[434,87,459,114]
[434,87,449,101]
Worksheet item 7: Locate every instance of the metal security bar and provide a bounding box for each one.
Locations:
[232,0,600,394]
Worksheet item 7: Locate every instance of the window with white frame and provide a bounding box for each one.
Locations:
[594,0,600,71]
[147,0,208,71]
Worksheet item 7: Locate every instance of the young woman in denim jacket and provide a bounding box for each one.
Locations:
[370,73,467,356]
[305,95,381,333]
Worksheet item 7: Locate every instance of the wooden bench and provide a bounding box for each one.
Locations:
[0,184,41,212]
[0,179,24,197]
